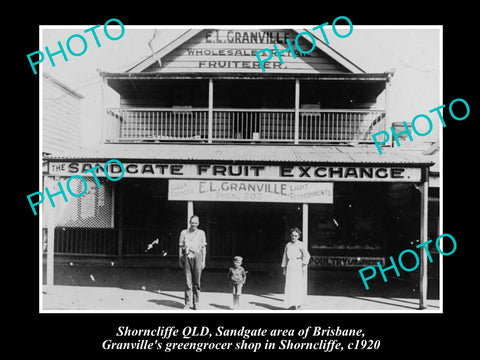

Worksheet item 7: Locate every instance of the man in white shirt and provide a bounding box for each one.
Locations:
[178,215,207,310]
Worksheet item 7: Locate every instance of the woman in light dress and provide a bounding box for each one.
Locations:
[281,227,311,310]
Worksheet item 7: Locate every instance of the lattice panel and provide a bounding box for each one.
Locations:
[42,177,114,228]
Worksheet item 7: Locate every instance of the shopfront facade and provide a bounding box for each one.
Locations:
[45,151,433,267]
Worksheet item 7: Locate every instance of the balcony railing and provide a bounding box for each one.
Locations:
[105,108,385,144]
[299,109,385,142]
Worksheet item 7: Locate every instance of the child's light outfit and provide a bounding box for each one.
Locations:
[229,264,246,310]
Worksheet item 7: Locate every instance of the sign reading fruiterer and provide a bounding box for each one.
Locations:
[168,180,333,203]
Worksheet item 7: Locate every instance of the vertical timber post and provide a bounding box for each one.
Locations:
[208,79,213,143]
[100,76,108,143]
[302,203,309,299]
[385,73,393,147]
[187,201,194,227]
[419,168,429,309]
[117,183,124,260]
[46,176,55,287]
[294,79,300,144]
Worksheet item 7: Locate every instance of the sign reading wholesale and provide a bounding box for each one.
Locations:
[168,180,333,203]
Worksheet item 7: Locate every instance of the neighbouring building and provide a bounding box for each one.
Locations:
[42,73,83,155]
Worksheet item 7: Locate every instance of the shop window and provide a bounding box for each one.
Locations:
[309,183,388,252]
[117,179,185,256]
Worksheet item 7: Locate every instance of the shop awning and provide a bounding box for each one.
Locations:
[44,144,434,167]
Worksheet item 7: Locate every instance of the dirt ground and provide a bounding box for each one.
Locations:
[41,258,440,311]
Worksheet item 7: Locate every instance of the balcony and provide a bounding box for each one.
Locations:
[104,108,386,144]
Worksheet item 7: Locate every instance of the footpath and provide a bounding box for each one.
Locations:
[41,262,440,312]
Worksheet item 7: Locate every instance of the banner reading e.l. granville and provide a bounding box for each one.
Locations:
[168,179,333,204]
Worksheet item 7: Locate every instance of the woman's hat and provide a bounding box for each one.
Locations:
[233,256,243,263]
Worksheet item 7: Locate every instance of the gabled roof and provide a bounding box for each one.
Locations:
[294,30,365,73]
[127,29,202,73]
[124,28,365,74]
[43,73,84,99]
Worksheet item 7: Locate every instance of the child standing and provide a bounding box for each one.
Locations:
[229,256,247,310]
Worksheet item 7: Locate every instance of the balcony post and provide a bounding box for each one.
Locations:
[294,79,300,144]
[385,74,392,145]
[208,79,213,143]
[100,76,107,143]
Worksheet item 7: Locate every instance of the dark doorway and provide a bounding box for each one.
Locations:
[195,201,302,263]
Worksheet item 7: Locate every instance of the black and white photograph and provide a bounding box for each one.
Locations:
[15,8,477,356]
[38,24,442,312]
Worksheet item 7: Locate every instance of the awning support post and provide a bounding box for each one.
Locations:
[302,203,309,298]
[45,176,55,287]
[116,183,124,260]
[187,201,194,227]
[419,168,429,309]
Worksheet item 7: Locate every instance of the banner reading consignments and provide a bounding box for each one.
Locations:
[168,180,333,203]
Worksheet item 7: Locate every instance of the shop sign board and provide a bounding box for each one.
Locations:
[157,29,342,74]
[47,162,423,183]
[168,179,333,204]
[309,256,386,268]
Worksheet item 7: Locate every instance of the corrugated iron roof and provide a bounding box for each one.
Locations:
[44,144,434,166]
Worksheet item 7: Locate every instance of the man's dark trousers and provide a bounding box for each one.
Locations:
[184,252,203,308]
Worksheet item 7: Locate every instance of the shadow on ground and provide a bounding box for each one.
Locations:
[44,262,439,300]
[147,299,184,309]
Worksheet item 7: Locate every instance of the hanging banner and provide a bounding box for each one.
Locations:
[168,179,333,203]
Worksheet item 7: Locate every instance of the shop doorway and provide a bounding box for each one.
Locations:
[195,202,302,264]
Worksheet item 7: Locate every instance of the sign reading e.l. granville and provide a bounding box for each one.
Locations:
[204,30,292,44]
[168,180,333,203]
[47,162,422,182]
